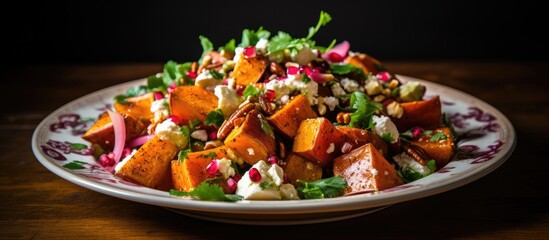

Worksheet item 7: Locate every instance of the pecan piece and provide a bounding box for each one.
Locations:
[217,103,256,139]
[402,143,431,165]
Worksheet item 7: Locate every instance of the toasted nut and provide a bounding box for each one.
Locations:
[204,140,223,150]
[277,141,286,159]
[373,95,386,102]
[191,62,198,73]
[381,88,392,97]
[317,97,327,116]
[403,143,430,166]
[388,79,399,89]
[336,112,352,124]
[232,117,245,128]
[270,62,286,77]
[217,103,256,139]
[386,101,403,118]
[259,95,276,116]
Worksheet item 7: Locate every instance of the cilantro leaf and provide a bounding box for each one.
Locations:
[297,176,347,199]
[429,132,447,142]
[63,160,87,170]
[259,181,273,190]
[177,149,190,162]
[426,159,437,173]
[219,38,236,53]
[169,183,243,202]
[380,133,395,143]
[205,109,225,127]
[199,35,214,64]
[348,92,382,129]
[208,69,224,80]
[306,11,332,39]
[397,167,424,183]
[242,84,261,98]
[239,27,270,47]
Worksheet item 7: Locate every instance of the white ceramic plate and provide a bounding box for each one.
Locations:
[32,75,516,225]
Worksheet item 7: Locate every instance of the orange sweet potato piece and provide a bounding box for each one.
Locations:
[283,153,322,186]
[267,94,318,138]
[114,92,155,121]
[333,143,403,194]
[115,135,178,190]
[224,110,276,165]
[345,53,385,75]
[230,54,267,86]
[410,127,455,168]
[292,118,348,167]
[169,86,218,125]
[171,146,233,193]
[335,126,388,157]
[82,112,146,150]
[391,96,442,131]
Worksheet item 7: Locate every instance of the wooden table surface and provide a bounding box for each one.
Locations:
[2,62,548,239]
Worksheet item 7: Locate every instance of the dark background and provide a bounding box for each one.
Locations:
[5,1,546,64]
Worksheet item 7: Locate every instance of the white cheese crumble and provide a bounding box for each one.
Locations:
[216,158,236,179]
[114,149,137,173]
[323,96,339,111]
[393,152,431,176]
[265,74,318,105]
[155,119,187,146]
[195,69,222,91]
[255,38,269,55]
[233,47,244,63]
[247,148,255,156]
[331,82,347,96]
[293,47,317,66]
[372,115,399,143]
[340,78,360,92]
[214,85,241,117]
[150,98,169,123]
[236,160,299,200]
[190,129,208,142]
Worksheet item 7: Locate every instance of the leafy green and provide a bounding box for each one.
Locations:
[177,149,191,162]
[259,181,273,190]
[180,126,191,149]
[442,113,457,140]
[242,84,261,98]
[113,85,149,104]
[306,11,332,40]
[330,64,365,78]
[205,109,225,127]
[429,132,447,142]
[169,183,243,202]
[202,151,218,159]
[239,27,271,47]
[380,133,395,143]
[209,69,224,80]
[400,129,413,141]
[301,73,311,83]
[260,119,275,139]
[422,130,433,136]
[426,159,436,173]
[63,160,87,170]
[297,176,347,199]
[348,92,381,129]
[199,35,214,64]
[69,143,88,150]
[219,38,236,53]
[398,159,436,183]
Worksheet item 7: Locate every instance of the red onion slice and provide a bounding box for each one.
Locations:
[107,110,126,165]
[322,40,350,63]
[127,134,153,148]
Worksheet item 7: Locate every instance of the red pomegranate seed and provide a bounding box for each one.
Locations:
[166,115,181,125]
[154,91,164,100]
[267,155,278,165]
[227,178,237,191]
[302,66,313,76]
[243,46,256,58]
[121,148,132,159]
[186,71,197,79]
[236,85,245,96]
[99,153,115,167]
[264,90,276,102]
[249,168,262,182]
[286,66,299,75]
[208,131,217,140]
[376,71,391,82]
[382,98,395,107]
[327,52,344,63]
[206,160,219,176]
[168,82,177,93]
[411,127,423,139]
[277,76,288,81]
[233,173,242,182]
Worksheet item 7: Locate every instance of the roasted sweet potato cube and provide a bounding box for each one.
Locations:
[171,146,233,193]
[391,96,442,131]
[230,54,267,86]
[224,110,276,165]
[411,127,455,168]
[170,86,218,125]
[267,94,318,138]
[115,135,178,190]
[345,53,385,75]
[335,126,388,157]
[333,143,403,194]
[283,153,323,186]
[114,92,155,121]
[82,112,146,150]
[292,117,348,167]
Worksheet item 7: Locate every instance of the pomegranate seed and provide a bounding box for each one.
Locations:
[376,71,391,82]
[154,91,164,100]
[243,46,256,58]
[327,52,344,63]
[248,168,262,182]
[168,82,177,93]
[267,155,278,165]
[107,152,115,160]
[227,178,237,191]
[121,148,132,159]
[411,127,423,139]
[166,115,181,125]
[236,85,245,96]
[277,76,288,81]
[264,89,276,102]
[286,66,299,75]
[206,160,219,176]
[222,78,229,85]
[208,131,217,140]
[302,66,313,76]
[233,173,242,182]
[99,153,115,167]
[186,71,197,79]
[382,98,395,107]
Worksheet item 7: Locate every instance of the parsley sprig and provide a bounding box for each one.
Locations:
[297,176,347,199]
[170,183,243,202]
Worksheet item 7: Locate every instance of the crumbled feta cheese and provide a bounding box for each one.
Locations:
[340,78,360,92]
[265,74,318,105]
[326,143,335,154]
[233,47,244,63]
[214,85,241,117]
[190,129,208,141]
[371,168,378,176]
[195,70,222,91]
[216,158,235,179]
[323,96,339,111]
[331,82,347,96]
[393,152,431,175]
[150,98,169,123]
[293,47,317,66]
[255,38,269,55]
[236,160,299,200]
[364,79,382,95]
[155,119,187,146]
[280,95,290,104]
[115,149,137,173]
[247,148,255,156]
[372,115,399,143]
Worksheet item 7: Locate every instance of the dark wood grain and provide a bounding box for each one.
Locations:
[2,62,548,239]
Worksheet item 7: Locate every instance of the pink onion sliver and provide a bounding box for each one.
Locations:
[309,71,332,83]
[127,134,153,148]
[107,110,126,165]
[322,40,350,63]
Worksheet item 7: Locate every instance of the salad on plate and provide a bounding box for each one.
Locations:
[81,11,456,202]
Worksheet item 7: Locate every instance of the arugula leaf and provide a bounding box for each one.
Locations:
[297,176,347,199]
[422,130,433,136]
[242,84,261,98]
[199,35,214,64]
[177,62,194,85]
[306,11,332,39]
[219,38,236,53]
[239,27,270,47]
[205,109,225,127]
[301,73,311,83]
[400,129,413,141]
[348,92,381,129]
[429,132,447,142]
[260,119,275,139]
[169,183,243,202]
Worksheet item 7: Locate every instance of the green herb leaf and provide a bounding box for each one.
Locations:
[208,69,224,80]
[205,109,225,127]
[219,38,236,53]
[397,167,424,183]
[189,119,202,130]
[63,160,87,170]
[202,151,218,159]
[348,92,381,129]
[429,132,447,142]
[169,182,243,202]
[301,73,311,83]
[426,159,437,173]
[242,84,261,98]
[259,181,272,190]
[422,130,433,136]
[400,129,413,141]
[239,27,270,47]
[297,176,347,199]
[380,133,395,143]
[180,126,191,149]
[260,119,275,139]
[69,143,88,150]
[199,35,214,64]
[306,11,332,40]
